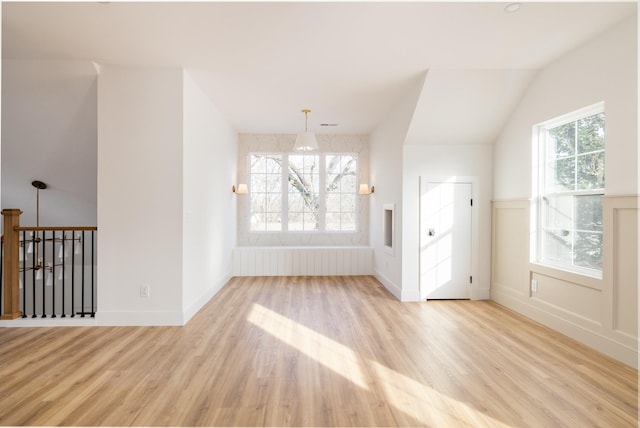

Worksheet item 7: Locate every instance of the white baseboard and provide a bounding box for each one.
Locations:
[492,287,638,369]
[401,289,421,302]
[95,310,184,326]
[472,287,491,300]
[374,270,401,301]
[183,272,231,324]
[374,270,422,302]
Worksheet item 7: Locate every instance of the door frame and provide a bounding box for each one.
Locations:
[419,176,480,301]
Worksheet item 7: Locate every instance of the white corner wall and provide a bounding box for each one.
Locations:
[402,145,493,301]
[492,17,638,367]
[97,65,185,325]
[369,73,426,300]
[182,71,237,322]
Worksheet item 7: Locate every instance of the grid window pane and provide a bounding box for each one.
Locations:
[577,152,605,190]
[577,113,605,154]
[251,175,266,193]
[249,153,358,233]
[341,193,356,212]
[326,213,340,230]
[249,154,283,231]
[288,155,320,231]
[542,229,573,265]
[303,213,319,231]
[326,194,341,211]
[575,195,602,232]
[340,213,356,231]
[547,158,575,192]
[326,154,357,231]
[288,193,304,212]
[266,212,282,231]
[543,195,572,231]
[538,109,604,274]
[547,122,576,159]
[547,122,575,159]
[574,232,603,270]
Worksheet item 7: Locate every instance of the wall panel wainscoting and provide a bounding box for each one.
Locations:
[0,276,636,426]
[232,246,373,276]
[491,197,638,368]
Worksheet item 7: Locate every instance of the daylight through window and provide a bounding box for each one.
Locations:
[535,103,605,276]
[249,153,358,233]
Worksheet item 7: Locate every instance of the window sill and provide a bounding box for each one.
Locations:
[529,262,603,291]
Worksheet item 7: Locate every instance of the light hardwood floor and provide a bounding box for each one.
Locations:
[0,276,637,426]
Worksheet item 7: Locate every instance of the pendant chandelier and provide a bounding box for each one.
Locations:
[293,109,319,152]
[18,180,82,287]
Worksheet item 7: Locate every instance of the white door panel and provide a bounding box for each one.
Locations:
[420,181,472,300]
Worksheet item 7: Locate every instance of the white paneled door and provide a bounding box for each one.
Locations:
[420,181,472,300]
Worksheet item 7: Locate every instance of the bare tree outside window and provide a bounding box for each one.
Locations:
[249,153,358,232]
[326,155,357,231]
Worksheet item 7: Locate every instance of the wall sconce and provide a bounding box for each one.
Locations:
[359,184,374,195]
[232,184,248,194]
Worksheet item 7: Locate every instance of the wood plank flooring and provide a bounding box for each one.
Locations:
[0,276,637,426]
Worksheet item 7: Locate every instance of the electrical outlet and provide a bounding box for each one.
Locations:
[140,284,150,298]
[531,279,538,293]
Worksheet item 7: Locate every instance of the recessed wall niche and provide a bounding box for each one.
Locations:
[383,203,394,255]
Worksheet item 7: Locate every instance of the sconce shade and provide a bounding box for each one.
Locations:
[359,184,374,195]
[236,183,248,194]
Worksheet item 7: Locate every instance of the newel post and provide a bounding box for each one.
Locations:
[2,209,23,319]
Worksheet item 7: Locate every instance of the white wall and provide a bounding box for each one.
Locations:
[402,145,493,301]
[491,17,638,367]
[494,16,637,199]
[182,71,237,322]
[236,133,369,247]
[369,73,426,300]
[2,59,97,227]
[97,65,184,325]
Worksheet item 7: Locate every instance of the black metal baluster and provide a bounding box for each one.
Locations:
[31,231,36,318]
[91,230,95,317]
[22,231,27,318]
[71,232,75,317]
[51,231,56,318]
[41,231,46,318]
[61,231,66,318]
[81,231,85,318]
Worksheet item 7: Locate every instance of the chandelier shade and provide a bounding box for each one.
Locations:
[293,109,319,152]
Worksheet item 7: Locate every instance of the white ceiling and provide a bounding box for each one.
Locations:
[2,1,636,137]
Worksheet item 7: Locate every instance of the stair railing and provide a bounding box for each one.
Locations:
[1,209,97,319]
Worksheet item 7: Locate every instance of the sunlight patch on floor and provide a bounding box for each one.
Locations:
[247,303,514,427]
[371,360,513,427]
[247,303,369,390]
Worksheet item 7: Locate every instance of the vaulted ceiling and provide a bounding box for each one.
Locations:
[3,2,636,141]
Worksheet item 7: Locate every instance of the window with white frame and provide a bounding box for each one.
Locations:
[287,154,320,231]
[534,103,605,276]
[249,154,282,231]
[249,153,358,232]
[325,154,357,231]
